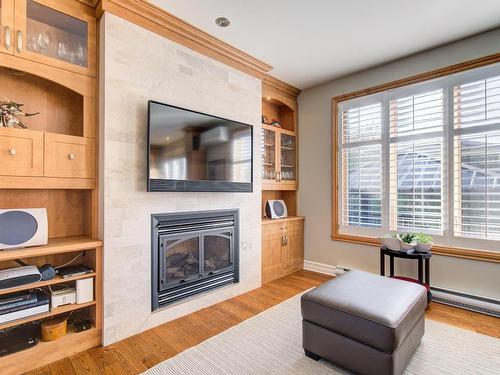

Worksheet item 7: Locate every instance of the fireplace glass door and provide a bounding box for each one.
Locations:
[202,229,233,277]
[159,234,201,290]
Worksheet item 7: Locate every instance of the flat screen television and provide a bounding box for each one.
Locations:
[148,101,253,192]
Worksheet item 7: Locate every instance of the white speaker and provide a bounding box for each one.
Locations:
[0,208,48,250]
[265,200,288,219]
[76,278,94,304]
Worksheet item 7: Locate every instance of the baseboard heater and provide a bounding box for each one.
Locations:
[430,287,500,318]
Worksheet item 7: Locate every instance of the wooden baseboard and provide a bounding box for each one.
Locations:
[303,260,337,276]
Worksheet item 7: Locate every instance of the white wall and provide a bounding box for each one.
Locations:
[100,13,262,345]
[298,29,500,300]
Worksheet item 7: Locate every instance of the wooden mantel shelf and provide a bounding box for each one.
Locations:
[0,236,102,262]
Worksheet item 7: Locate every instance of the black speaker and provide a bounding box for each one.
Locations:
[39,264,56,281]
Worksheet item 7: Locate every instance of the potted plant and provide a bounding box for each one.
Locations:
[414,233,433,253]
[397,232,418,251]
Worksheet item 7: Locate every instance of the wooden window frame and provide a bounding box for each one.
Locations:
[332,52,500,263]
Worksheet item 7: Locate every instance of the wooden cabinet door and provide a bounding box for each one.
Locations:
[0,0,15,55]
[13,0,96,76]
[280,219,304,275]
[44,133,95,178]
[262,223,284,283]
[0,127,43,176]
[287,220,304,270]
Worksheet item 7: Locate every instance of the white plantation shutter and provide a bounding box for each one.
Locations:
[342,145,382,228]
[453,75,500,239]
[389,89,444,233]
[337,62,500,252]
[341,104,382,143]
[389,90,445,136]
[340,102,382,230]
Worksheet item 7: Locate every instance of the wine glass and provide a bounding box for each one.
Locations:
[57,41,67,60]
[37,32,50,53]
[76,45,85,66]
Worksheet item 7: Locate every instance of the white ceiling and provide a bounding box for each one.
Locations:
[151,0,500,89]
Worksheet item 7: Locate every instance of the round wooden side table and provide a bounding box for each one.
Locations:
[380,247,432,302]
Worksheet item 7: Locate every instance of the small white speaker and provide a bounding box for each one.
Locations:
[0,208,48,250]
[76,278,94,304]
[265,200,288,219]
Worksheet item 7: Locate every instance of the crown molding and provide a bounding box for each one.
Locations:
[78,0,99,6]
[95,0,272,79]
[263,75,301,98]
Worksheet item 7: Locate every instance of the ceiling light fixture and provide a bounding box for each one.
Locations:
[215,17,230,27]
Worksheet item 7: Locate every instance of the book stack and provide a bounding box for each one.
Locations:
[0,291,49,324]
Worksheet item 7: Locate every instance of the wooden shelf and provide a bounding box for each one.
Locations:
[262,216,305,225]
[262,180,298,191]
[0,273,96,297]
[0,236,102,262]
[0,176,96,189]
[2,327,101,375]
[0,301,96,330]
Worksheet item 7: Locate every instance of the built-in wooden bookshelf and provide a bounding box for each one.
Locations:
[0,1,100,374]
[261,76,304,283]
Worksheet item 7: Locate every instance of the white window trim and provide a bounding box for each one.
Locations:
[337,62,500,253]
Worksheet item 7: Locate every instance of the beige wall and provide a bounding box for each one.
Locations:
[100,13,262,345]
[298,29,500,300]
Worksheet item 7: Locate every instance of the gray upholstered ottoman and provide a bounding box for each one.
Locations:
[301,270,427,375]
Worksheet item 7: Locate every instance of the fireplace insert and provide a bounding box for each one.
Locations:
[151,209,239,310]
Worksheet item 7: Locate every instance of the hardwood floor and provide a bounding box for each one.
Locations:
[27,271,499,375]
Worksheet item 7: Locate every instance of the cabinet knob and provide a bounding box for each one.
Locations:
[8,148,16,156]
[68,153,75,160]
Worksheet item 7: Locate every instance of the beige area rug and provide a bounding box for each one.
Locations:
[143,292,500,375]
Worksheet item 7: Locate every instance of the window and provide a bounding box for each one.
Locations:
[335,62,500,254]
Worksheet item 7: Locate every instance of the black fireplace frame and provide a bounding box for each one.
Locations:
[151,209,240,311]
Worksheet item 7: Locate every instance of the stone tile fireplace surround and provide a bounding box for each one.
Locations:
[100,13,262,345]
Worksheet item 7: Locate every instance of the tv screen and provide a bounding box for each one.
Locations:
[148,101,253,192]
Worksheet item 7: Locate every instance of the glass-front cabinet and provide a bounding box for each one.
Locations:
[280,133,297,182]
[0,0,15,55]
[5,0,96,75]
[262,124,298,189]
[262,127,277,182]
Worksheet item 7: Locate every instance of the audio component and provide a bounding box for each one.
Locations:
[0,208,48,250]
[265,200,288,219]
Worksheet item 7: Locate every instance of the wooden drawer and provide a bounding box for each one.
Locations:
[44,133,95,178]
[0,128,43,176]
